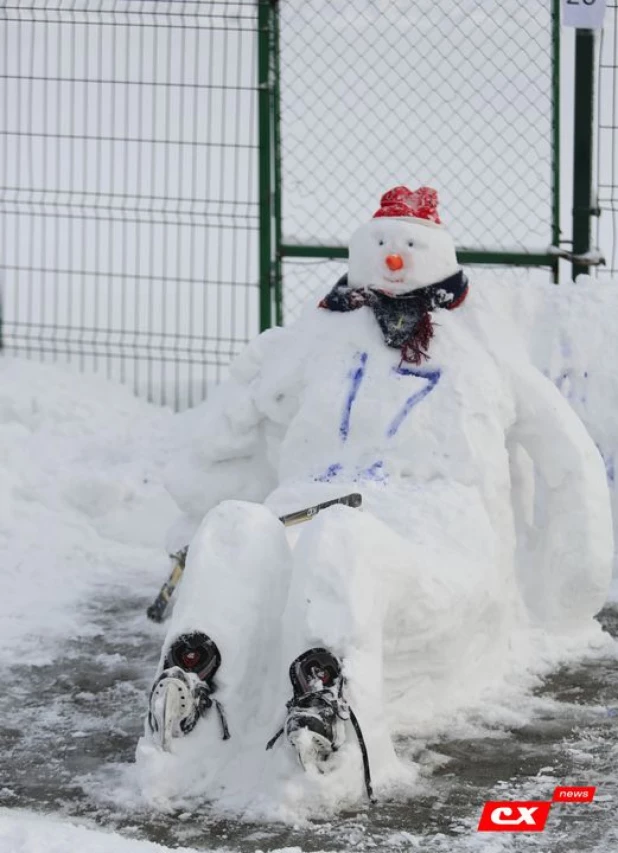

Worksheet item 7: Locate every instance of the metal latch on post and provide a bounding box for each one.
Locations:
[548,245,606,266]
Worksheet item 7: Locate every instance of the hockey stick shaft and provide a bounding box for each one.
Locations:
[146,492,362,622]
[146,549,187,623]
[277,491,362,526]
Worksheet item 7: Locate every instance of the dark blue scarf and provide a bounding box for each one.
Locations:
[319,270,469,365]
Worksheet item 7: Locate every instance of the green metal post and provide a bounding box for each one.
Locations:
[572,28,596,280]
[271,0,284,325]
[258,0,273,331]
[551,0,561,282]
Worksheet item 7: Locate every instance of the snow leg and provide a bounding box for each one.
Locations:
[136,501,291,807]
[137,500,292,802]
[160,499,292,721]
[277,504,403,790]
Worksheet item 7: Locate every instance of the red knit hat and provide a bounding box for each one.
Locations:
[373,185,441,226]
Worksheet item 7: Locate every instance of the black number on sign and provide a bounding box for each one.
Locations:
[567,0,598,4]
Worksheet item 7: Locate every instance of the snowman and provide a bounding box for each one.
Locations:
[137,187,613,811]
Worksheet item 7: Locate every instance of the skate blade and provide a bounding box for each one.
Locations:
[150,677,193,752]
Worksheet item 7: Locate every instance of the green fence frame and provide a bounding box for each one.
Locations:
[0,1,604,398]
[1,0,264,409]
[258,0,565,329]
[596,1,618,277]
[572,28,597,280]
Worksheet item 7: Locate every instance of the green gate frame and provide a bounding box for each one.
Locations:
[257,0,564,329]
[0,0,599,395]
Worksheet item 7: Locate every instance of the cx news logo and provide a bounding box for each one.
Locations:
[478,786,596,832]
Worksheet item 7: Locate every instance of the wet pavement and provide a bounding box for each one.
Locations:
[1,592,616,852]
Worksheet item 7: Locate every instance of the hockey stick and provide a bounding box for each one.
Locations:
[146,492,362,623]
[146,547,188,623]
[277,491,362,526]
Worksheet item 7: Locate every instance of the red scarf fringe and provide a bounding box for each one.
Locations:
[400,311,434,365]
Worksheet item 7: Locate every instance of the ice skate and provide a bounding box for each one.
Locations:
[267,647,375,800]
[284,648,348,768]
[147,632,229,751]
[267,648,348,765]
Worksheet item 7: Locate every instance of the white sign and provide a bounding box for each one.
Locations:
[563,0,607,29]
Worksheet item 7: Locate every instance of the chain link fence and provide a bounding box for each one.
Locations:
[277,0,560,321]
[3,1,614,408]
[0,0,259,410]
[597,0,618,276]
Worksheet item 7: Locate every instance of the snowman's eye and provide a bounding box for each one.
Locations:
[378,239,384,246]
[407,240,414,247]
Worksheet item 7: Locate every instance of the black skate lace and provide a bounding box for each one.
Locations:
[196,684,230,740]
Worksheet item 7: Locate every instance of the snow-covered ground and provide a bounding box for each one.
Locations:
[0,810,203,853]
[0,357,177,668]
[1,275,618,852]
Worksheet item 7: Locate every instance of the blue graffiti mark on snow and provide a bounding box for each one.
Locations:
[314,460,388,485]
[358,460,388,483]
[340,351,368,443]
[314,462,343,483]
[386,368,441,438]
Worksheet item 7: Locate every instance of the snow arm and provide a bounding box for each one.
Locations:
[508,363,613,625]
[164,328,294,536]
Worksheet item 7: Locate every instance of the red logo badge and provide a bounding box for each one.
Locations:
[477,801,552,832]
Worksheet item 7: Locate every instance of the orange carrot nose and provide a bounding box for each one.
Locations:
[385,254,404,271]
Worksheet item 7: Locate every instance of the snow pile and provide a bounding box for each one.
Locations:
[136,272,616,818]
[0,357,177,667]
[471,274,618,590]
[0,809,201,853]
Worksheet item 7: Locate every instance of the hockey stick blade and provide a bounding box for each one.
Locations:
[146,493,363,621]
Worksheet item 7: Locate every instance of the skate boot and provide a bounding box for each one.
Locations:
[284,648,348,763]
[266,648,375,801]
[147,632,229,751]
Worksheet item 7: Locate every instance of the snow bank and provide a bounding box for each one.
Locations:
[0,356,178,666]
[0,809,202,853]
[470,273,618,590]
[136,270,617,817]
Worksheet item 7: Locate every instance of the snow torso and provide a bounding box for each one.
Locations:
[229,301,515,566]
[269,304,513,490]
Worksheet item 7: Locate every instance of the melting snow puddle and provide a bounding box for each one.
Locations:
[1,595,617,853]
